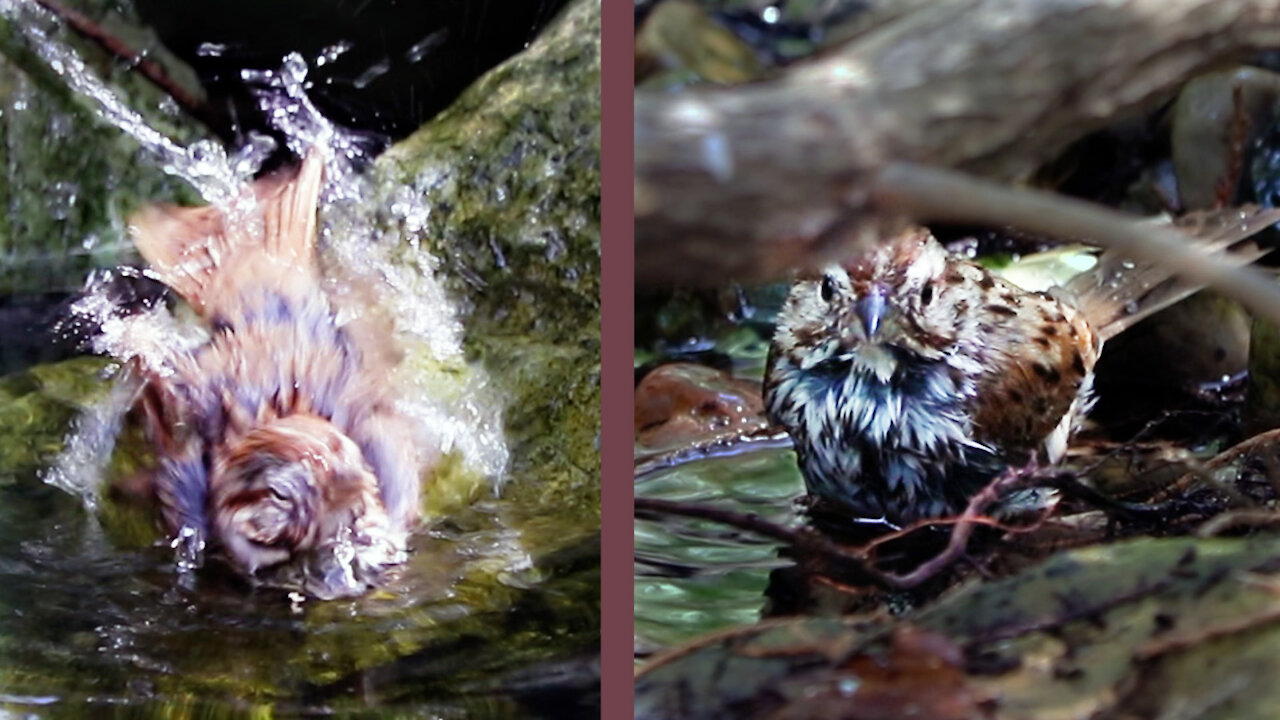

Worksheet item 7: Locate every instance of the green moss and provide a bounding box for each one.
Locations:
[0,356,112,484]
[0,3,204,294]
[378,0,600,339]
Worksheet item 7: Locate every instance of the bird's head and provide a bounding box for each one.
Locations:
[773,229,959,381]
[209,414,404,597]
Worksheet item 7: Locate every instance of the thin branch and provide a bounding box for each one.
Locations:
[858,490,1055,559]
[634,496,866,565]
[1196,508,1280,537]
[31,0,229,139]
[870,162,1280,328]
[636,464,1052,589]
[880,468,1036,588]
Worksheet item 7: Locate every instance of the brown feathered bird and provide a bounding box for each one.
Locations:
[764,209,1280,526]
[127,152,430,597]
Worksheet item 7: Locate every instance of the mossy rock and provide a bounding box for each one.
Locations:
[373,0,601,551]
[0,0,204,294]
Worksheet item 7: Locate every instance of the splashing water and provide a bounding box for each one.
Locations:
[244,53,510,484]
[241,52,381,180]
[38,358,129,511]
[7,2,508,510]
[0,0,263,208]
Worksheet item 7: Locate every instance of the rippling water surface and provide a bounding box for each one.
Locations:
[635,445,804,656]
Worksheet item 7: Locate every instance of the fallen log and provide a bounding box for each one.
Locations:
[635,0,1280,286]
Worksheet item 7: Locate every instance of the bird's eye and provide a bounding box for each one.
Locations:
[820,274,837,302]
[920,282,934,306]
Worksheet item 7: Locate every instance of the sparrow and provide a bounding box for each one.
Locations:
[125,151,430,597]
[763,210,1279,526]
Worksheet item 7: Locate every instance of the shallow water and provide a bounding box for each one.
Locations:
[635,444,804,655]
[634,282,800,656]
[0,469,598,715]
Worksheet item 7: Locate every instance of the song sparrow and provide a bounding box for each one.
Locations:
[764,210,1279,526]
[125,152,431,597]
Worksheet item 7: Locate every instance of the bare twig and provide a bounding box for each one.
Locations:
[859,498,1054,559]
[1162,428,1280,501]
[636,464,1052,589]
[1196,508,1280,537]
[880,468,1039,588]
[31,0,228,139]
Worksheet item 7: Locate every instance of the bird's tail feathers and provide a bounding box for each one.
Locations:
[1064,205,1280,342]
[129,151,325,316]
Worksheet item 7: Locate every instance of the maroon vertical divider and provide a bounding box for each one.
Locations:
[600,0,636,716]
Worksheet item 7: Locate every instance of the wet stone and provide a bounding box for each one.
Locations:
[636,362,770,457]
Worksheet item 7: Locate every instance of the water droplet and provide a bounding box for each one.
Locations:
[156,95,180,117]
[353,58,390,89]
[195,41,227,57]
[315,40,353,67]
[282,52,309,84]
[230,132,277,177]
[405,30,449,63]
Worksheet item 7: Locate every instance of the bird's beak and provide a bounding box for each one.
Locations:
[855,285,887,340]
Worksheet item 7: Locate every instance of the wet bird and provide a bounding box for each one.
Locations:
[126,152,432,597]
[764,210,1279,526]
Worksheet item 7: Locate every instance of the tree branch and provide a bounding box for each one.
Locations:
[32,0,229,140]
[636,0,1280,286]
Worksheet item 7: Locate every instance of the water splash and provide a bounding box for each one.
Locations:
[195,42,227,58]
[315,40,353,68]
[0,0,263,208]
[243,53,509,482]
[242,52,379,175]
[405,31,449,64]
[352,58,391,90]
[76,270,209,372]
[41,268,207,503]
[37,361,129,509]
[8,8,507,504]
